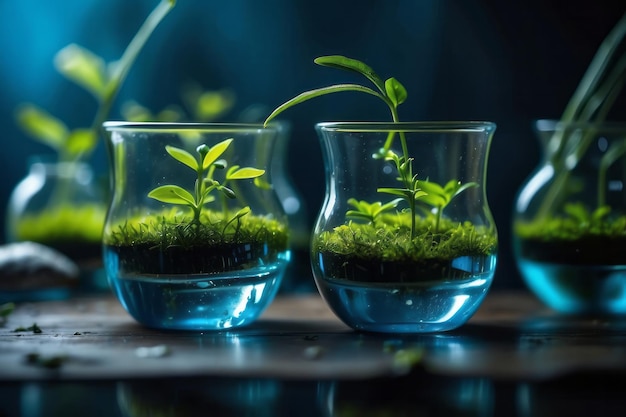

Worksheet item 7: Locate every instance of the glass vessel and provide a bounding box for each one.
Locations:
[5,156,107,295]
[102,122,290,330]
[313,122,498,333]
[513,120,626,314]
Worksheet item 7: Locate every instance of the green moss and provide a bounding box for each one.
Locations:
[104,207,288,251]
[316,212,496,263]
[514,210,626,242]
[514,204,626,264]
[14,203,105,243]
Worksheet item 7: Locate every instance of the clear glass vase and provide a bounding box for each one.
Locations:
[513,120,626,314]
[313,122,498,333]
[5,156,107,295]
[102,122,290,330]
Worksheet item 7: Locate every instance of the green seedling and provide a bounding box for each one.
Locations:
[122,85,237,148]
[8,0,176,260]
[16,0,176,163]
[147,140,265,226]
[122,86,236,123]
[346,198,403,225]
[515,13,626,246]
[414,179,479,231]
[534,12,626,221]
[265,55,477,238]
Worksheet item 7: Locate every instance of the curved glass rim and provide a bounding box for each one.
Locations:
[315,121,496,133]
[535,119,626,132]
[103,121,278,133]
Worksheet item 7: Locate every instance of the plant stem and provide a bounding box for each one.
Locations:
[91,0,175,142]
[193,165,204,225]
[533,13,626,221]
[598,139,626,207]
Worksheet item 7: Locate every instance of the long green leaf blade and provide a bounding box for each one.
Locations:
[264,84,382,125]
[378,187,413,198]
[453,181,479,198]
[562,12,626,122]
[314,55,386,94]
[92,0,176,133]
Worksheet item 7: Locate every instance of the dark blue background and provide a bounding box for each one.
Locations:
[1,0,625,289]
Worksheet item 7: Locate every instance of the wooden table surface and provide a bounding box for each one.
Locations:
[2,289,626,383]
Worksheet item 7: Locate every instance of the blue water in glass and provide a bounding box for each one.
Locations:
[315,254,496,333]
[518,259,626,315]
[104,247,287,330]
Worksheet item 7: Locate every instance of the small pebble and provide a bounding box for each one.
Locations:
[0,242,79,291]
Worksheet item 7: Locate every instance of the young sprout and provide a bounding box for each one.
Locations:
[346,198,403,225]
[147,140,265,225]
[416,180,479,231]
[264,55,408,156]
[15,0,176,163]
[264,55,478,238]
[264,56,422,232]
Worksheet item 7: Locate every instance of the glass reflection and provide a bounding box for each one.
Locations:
[117,379,281,417]
[320,377,494,417]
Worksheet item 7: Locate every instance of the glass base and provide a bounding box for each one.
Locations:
[315,274,493,333]
[518,258,626,315]
[105,250,287,330]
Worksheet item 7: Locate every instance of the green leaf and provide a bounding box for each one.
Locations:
[451,181,479,198]
[15,104,68,150]
[54,44,108,99]
[416,180,444,195]
[166,145,198,170]
[213,159,227,169]
[592,205,611,222]
[200,189,216,204]
[203,139,233,169]
[66,129,97,156]
[385,78,407,107]
[264,84,383,126]
[219,186,237,199]
[346,211,373,222]
[378,187,414,199]
[225,206,251,228]
[233,206,251,219]
[194,89,236,121]
[254,177,272,190]
[227,167,265,180]
[417,194,445,208]
[92,0,176,139]
[148,185,196,206]
[346,198,403,222]
[314,55,386,94]
[564,202,590,222]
